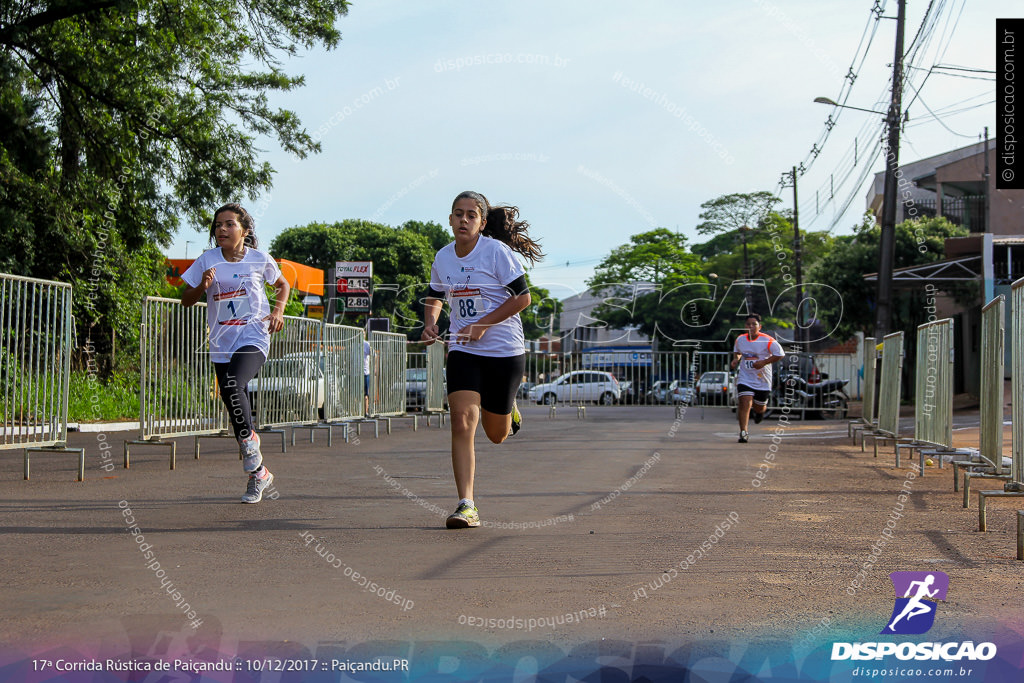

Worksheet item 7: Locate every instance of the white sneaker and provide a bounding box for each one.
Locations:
[241,433,262,473]
[738,430,749,443]
[241,469,274,504]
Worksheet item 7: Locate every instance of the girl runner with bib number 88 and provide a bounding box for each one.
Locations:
[420,191,543,529]
[181,203,290,504]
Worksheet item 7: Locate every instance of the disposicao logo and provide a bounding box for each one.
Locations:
[831,570,997,663]
[881,571,948,635]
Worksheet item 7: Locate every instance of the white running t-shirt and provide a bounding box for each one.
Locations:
[182,247,282,363]
[429,235,526,358]
[733,332,784,391]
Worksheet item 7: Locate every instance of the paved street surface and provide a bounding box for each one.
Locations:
[1,404,1022,680]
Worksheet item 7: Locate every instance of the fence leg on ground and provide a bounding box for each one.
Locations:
[24,447,86,482]
[259,428,287,453]
[978,490,1024,531]
[1018,511,1023,561]
[124,439,176,470]
[291,424,332,447]
[195,433,233,460]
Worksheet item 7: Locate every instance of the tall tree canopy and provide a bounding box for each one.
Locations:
[695,191,781,235]
[584,228,705,343]
[272,220,557,341]
[807,216,970,343]
[0,0,349,368]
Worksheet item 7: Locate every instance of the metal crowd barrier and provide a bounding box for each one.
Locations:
[954,296,1010,502]
[125,297,230,469]
[370,331,407,424]
[321,323,364,432]
[1013,278,1024,489]
[1,273,83,480]
[865,331,904,458]
[254,315,327,448]
[976,279,1024,540]
[849,337,876,443]
[425,341,447,415]
[895,319,970,469]
[979,298,1006,474]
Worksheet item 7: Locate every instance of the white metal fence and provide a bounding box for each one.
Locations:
[254,315,323,430]
[370,331,407,417]
[425,342,447,413]
[980,297,1006,474]
[126,296,230,468]
[876,331,904,439]
[1,273,83,479]
[1012,278,1024,487]
[321,323,364,423]
[914,319,955,450]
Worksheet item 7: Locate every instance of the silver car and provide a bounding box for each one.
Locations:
[529,370,621,405]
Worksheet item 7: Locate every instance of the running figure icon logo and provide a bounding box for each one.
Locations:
[880,571,949,635]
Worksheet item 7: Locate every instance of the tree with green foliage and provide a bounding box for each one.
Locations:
[272,220,435,337]
[400,220,452,253]
[584,228,705,343]
[807,215,970,344]
[272,219,558,340]
[695,191,781,235]
[0,0,349,370]
[691,212,835,343]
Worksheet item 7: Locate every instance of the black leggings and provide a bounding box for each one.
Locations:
[214,345,265,441]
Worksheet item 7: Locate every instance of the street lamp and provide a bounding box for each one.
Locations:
[812,96,888,117]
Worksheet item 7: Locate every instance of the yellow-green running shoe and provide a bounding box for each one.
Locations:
[446,501,480,529]
[509,399,521,436]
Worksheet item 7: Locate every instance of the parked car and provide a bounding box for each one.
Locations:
[646,379,692,404]
[517,381,536,399]
[695,371,734,405]
[246,355,325,419]
[405,367,448,411]
[529,370,621,405]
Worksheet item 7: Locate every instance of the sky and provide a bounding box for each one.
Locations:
[165,0,1010,301]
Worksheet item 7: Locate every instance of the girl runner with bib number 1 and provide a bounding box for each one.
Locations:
[421,191,543,529]
[181,203,290,503]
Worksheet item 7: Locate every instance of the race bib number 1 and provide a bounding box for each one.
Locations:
[215,287,252,325]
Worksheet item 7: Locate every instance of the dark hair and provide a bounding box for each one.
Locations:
[208,203,258,249]
[745,313,762,323]
[452,191,544,264]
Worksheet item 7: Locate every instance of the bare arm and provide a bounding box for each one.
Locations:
[264,275,290,333]
[456,292,531,343]
[420,297,443,345]
[181,267,216,307]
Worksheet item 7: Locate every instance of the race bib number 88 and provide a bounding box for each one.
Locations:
[452,293,486,322]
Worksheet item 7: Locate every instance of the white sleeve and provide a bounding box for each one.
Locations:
[181,251,208,288]
[492,242,525,284]
[261,252,283,285]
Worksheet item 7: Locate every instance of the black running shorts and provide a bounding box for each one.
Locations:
[736,383,770,405]
[446,350,525,415]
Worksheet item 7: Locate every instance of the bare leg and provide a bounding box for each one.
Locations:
[448,390,481,501]
[738,395,753,431]
[480,409,512,444]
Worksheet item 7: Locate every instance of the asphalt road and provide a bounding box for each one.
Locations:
[1,404,1022,681]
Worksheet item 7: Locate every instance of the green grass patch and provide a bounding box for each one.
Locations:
[69,371,138,422]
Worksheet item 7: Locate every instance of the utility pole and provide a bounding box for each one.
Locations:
[780,166,806,345]
[984,126,991,233]
[791,165,805,345]
[874,0,906,341]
